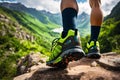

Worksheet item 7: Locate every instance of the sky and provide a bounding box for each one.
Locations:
[0,0,120,16]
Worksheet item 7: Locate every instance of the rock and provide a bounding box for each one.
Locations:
[14,52,120,80]
[28,65,38,72]
[21,57,25,60]
[20,66,26,74]
[30,35,34,42]
[17,52,43,75]
[113,58,120,66]
[13,23,19,27]
[0,30,6,36]
[0,17,10,23]
[2,25,5,30]
[97,53,120,71]
[0,14,5,18]
[28,53,41,66]
[26,34,30,40]
[91,61,98,67]
[4,19,10,23]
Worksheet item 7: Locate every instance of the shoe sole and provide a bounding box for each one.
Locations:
[47,48,85,69]
[87,52,101,59]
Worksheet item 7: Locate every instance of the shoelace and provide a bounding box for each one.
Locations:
[51,38,60,52]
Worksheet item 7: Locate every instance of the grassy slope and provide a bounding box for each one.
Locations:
[99,2,120,53]
[0,6,61,52]
[99,18,120,53]
[2,7,59,38]
[0,6,60,80]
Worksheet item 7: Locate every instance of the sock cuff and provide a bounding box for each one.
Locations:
[62,8,78,15]
[61,8,78,37]
[90,26,101,41]
[91,26,101,27]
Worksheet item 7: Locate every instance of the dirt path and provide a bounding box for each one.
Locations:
[14,52,120,80]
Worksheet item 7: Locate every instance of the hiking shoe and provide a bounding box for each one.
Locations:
[86,41,101,59]
[46,29,85,68]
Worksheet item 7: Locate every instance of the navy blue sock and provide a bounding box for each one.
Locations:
[62,8,77,38]
[90,26,101,42]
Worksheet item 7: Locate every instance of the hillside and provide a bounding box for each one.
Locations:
[0,2,90,37]
[0,5,59,80]
[77,12,90,37]
[0,2,62,25]
[105,2,120,21]
[99,1,120,53]
[0,5,61,48]
[0,12,39,79]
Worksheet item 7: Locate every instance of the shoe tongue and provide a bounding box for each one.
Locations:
[89,39,97,43]
[89,40,97,46]
[75,29,78,35]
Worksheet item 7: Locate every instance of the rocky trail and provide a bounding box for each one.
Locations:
[14,52,120,80]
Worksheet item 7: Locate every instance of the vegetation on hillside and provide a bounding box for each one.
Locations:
[0,6,59,80]
[0,2,91,37]
[99,18,120,53]
[99,2,120,53]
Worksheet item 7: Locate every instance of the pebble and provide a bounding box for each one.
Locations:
[91,61,98,67]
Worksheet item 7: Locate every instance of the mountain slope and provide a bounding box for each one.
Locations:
[0,5,60,44]
[0,5,59,80]
[105,1,120,21]
[0,2,90,37]
[0,2,62,25]
[0,11,38,80]
[77,12,90,37]
[99,1,120,53]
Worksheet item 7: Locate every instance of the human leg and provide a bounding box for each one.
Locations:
[90,0,103,41]
[87,0,103,59]
[61,0,78,38]
[46,0,85,68]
